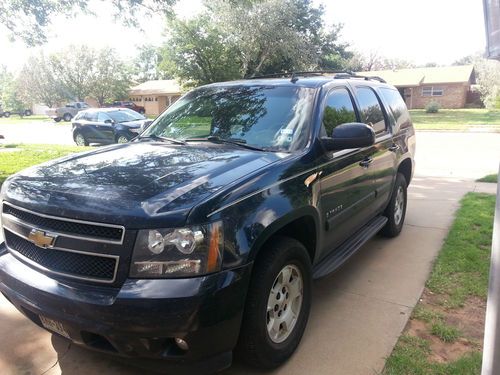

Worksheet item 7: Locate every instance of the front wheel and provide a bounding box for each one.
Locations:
[63,113,72,122]
[380,173,407,237]
[54,117,61,122]
[24,109,32,116]
[116,134,130,144]
[237,236,311,369]
[3,112,10,118]
[74,131,89,146]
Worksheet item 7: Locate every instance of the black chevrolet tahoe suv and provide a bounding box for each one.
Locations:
[0,72,415,374]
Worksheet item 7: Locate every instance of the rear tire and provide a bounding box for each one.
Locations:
[54,117,61,122]
[63,113,72,122]
[236,236,311,369]
[24,109,32,116]
[74,131,89,146]
[380,173,407,237]
[3,112,10,118]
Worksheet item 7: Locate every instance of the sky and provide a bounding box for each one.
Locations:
[0,0,487,72]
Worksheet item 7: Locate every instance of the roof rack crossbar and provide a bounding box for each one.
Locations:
[246,70,387,83]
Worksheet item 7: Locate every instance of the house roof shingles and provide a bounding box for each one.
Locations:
[357,65,475,87]
[129,80,182,95]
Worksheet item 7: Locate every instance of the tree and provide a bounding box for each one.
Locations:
[49,45,98,101]
[161,0,353,85]
[475,58,500,108]
[91,47,132,105]
[133,45,170,83]
[0,0,177,46]
[1,76,27,114]
[17,54,65,107]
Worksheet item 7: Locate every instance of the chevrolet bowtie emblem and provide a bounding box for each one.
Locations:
[28,229,57,249]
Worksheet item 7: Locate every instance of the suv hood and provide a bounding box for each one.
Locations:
[3,142,285,227]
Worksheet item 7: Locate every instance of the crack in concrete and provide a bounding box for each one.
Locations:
[39,342,71,375]
[404,223,449,231]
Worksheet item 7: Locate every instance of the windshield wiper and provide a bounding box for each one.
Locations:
[137,134,186,145]
[187,136,265,151]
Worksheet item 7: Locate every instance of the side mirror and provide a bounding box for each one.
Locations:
[321,122,375,151]
[104,119,114,124]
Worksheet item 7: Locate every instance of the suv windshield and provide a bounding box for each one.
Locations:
[108,109,145,123]
[142,85,315,152]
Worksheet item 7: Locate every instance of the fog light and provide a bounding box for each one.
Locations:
[174,337,189,351]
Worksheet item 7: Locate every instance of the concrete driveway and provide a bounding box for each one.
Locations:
[0,130,498,375]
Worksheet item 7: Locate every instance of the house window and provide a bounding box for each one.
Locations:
[422,86,444,96]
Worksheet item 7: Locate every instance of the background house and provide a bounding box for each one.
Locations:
[128,80,182,116]
[358,65,476,109]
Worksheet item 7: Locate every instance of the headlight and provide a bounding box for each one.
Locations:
[130,221,223,278]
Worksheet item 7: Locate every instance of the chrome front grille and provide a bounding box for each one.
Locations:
[1,202,123,283]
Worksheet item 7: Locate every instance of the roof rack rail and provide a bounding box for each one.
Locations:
[246,71,386,83]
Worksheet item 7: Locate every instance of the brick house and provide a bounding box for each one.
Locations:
[358,65,476,109]
[128,80,182,116]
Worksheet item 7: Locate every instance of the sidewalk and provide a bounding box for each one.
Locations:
[0,177,489,375]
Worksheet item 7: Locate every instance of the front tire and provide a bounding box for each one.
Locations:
[380,173,407,237]
[237,236,312,369]
[116,134,130,144]
[54,117,61,122]
[3,112,10,118]
[74,131,89,146]
[63,113,72,122]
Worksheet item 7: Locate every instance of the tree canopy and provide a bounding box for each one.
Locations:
[160,0,353,85]
[0,0,177,45]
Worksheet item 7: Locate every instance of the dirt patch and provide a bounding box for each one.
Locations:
[405,287,485,364]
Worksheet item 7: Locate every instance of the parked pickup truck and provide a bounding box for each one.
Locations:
[0,103,32,117]
[46,102,90,122]
[0,72,415,374]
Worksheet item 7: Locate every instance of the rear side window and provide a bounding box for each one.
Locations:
[355,87,387,134]
[379,88,411,128]
[84,112,98,121]
[321,88,357,137]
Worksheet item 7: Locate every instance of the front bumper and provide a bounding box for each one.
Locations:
[0,242,252,374]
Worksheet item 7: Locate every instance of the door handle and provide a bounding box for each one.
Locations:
[359,157,373,168]
[389,144,400,152]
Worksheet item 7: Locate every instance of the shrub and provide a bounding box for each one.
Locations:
[425,101,440,113]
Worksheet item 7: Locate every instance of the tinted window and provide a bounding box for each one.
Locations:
[321,88,357,137]
[144,86,316,152]
[84,112,98,121]
[97,112,112,122]
[380,88,410,128]
[356,87,387,134]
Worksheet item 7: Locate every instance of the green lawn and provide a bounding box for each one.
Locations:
[0,115,52,124]
[477,174,498,183]
[410,109,500,131]
[0,144,90,186]
[384,192,496,374]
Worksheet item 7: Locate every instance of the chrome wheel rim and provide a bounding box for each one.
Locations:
[75,134,85,146]
[266,264,303,344]
[117,136,128,144]
[394,186,405,225]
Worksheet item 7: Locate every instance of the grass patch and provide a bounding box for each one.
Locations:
[412,305,444,324]
[410,109,500,131]
[477,174,498,183]
[431,322,461,343]
[384,192,496,374]
[384,335,482,375]
[0,144,90,186]
[426,193,496,308]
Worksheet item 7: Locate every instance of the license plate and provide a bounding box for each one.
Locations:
[39,315,70,339]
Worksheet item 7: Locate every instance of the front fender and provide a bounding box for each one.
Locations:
[196,171,322,269]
